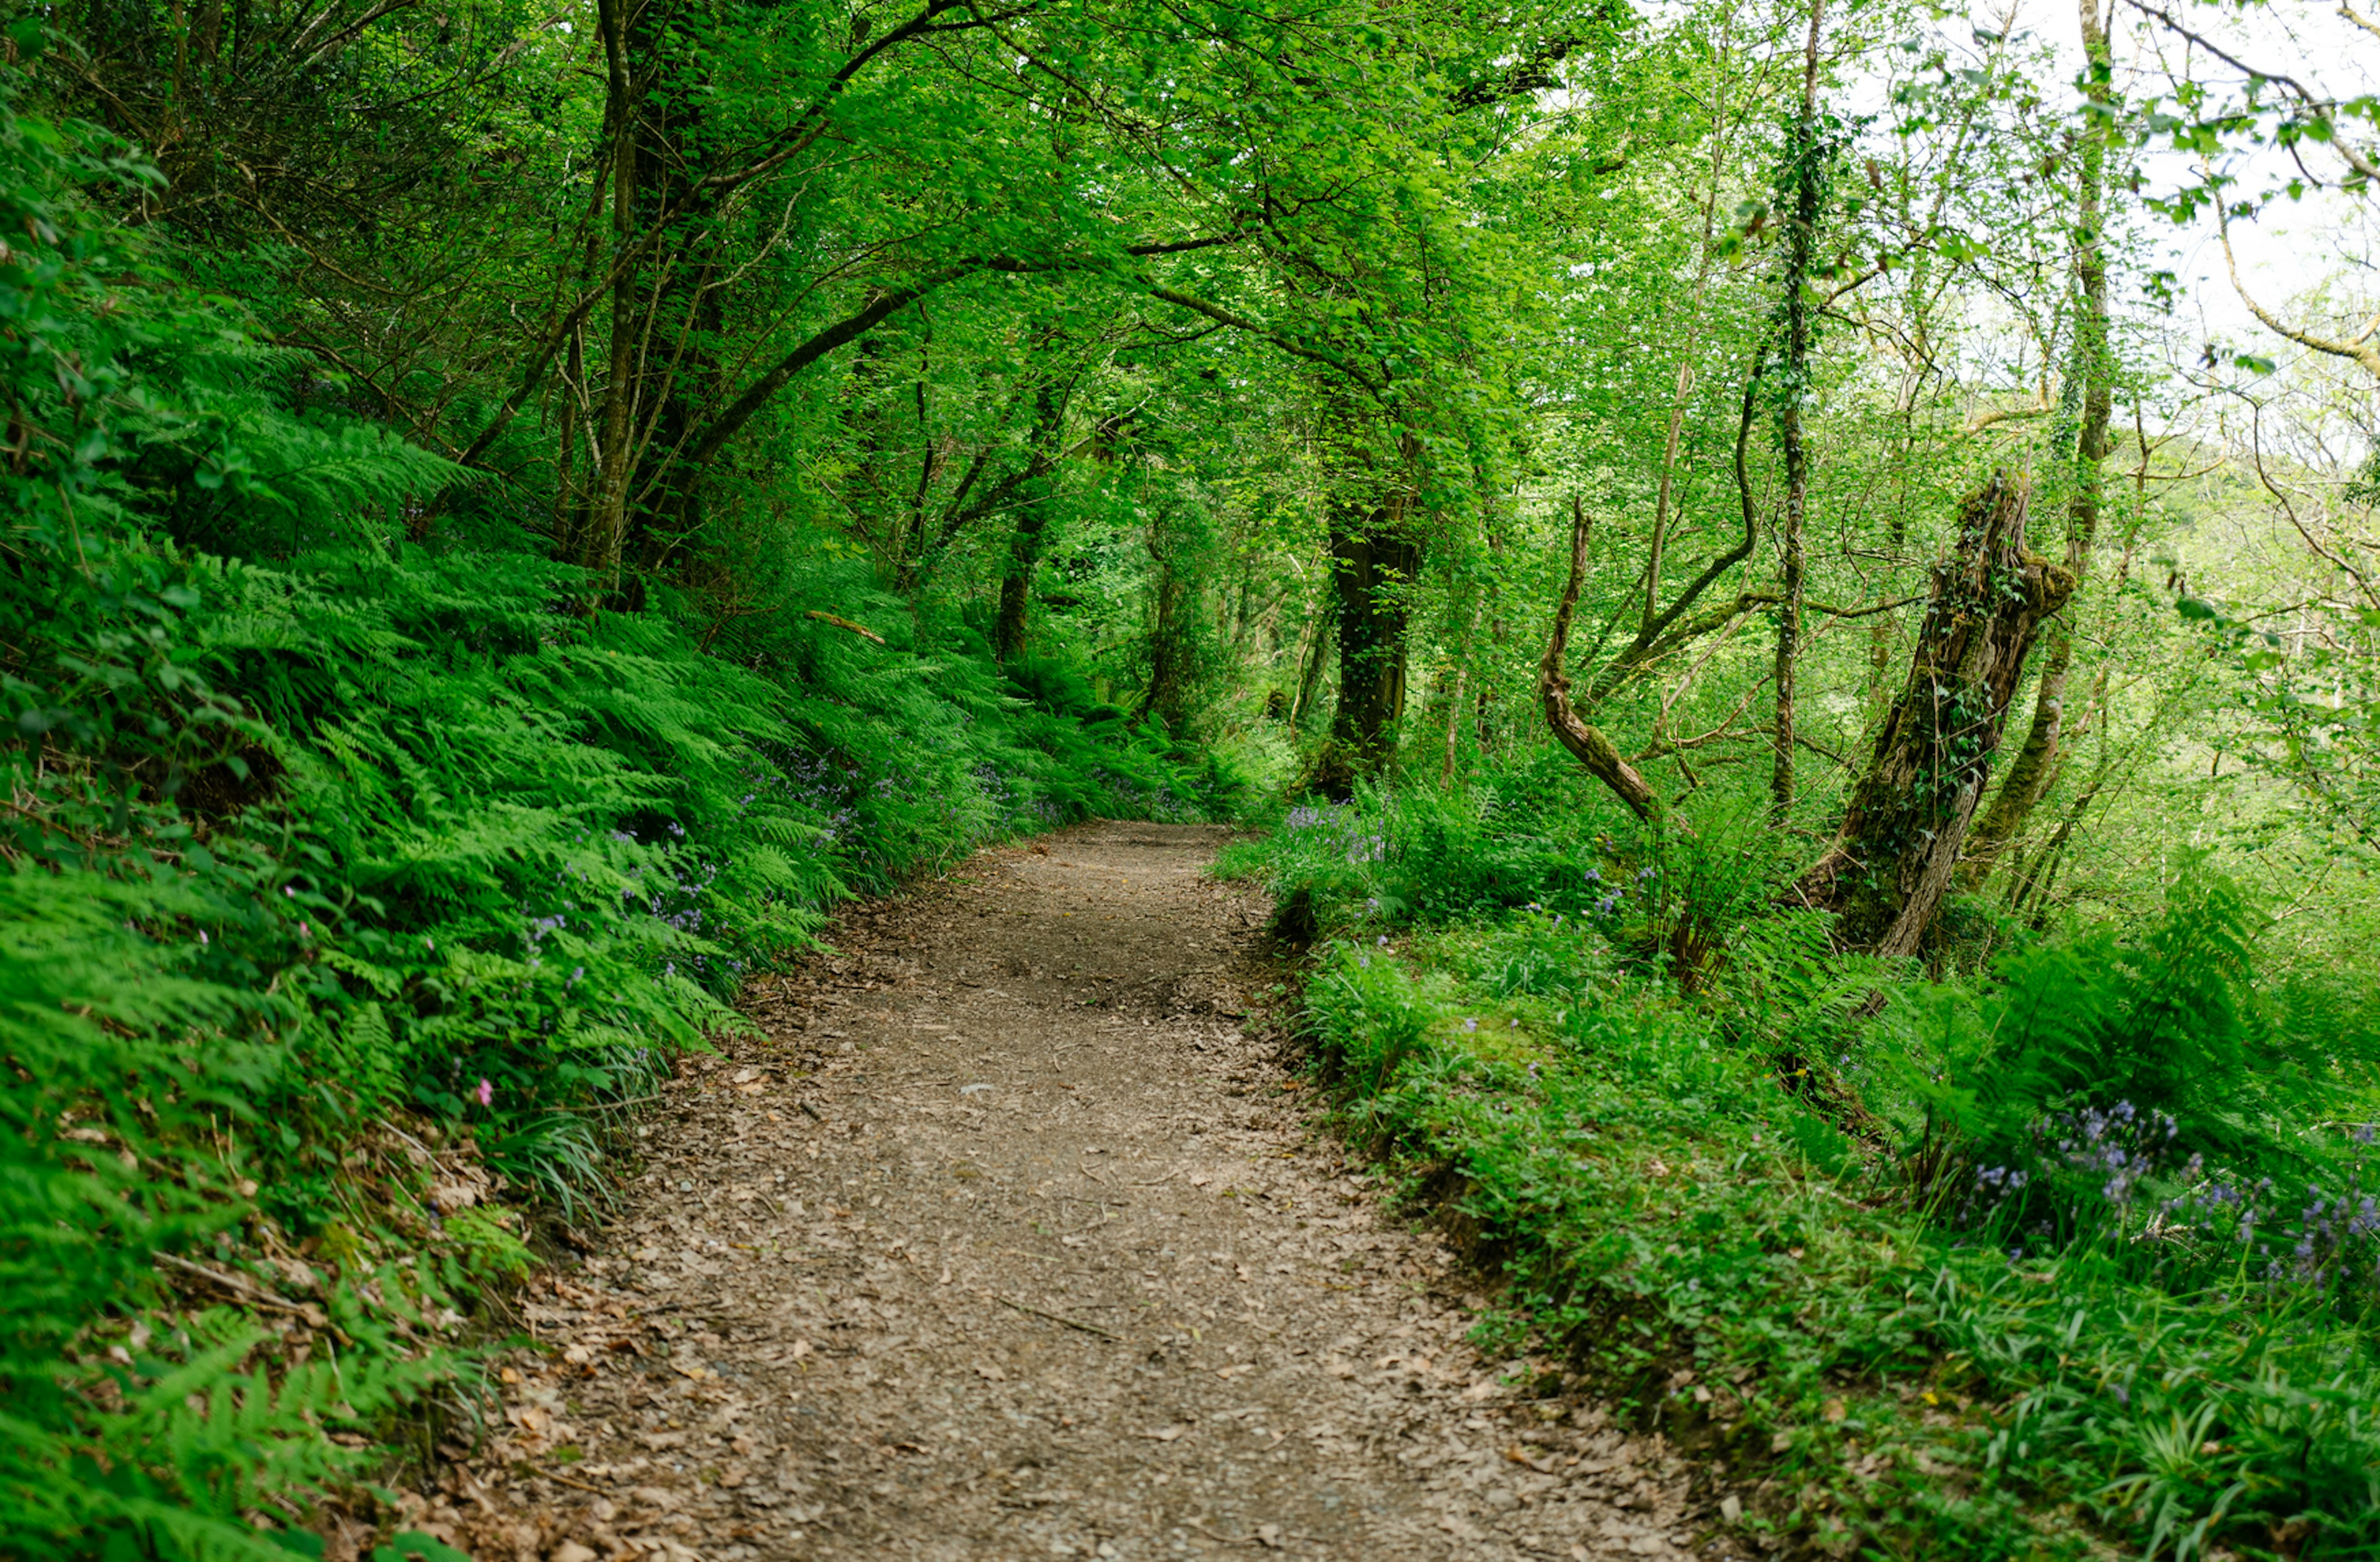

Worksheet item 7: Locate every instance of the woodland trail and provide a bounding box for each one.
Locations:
[423,823,1711,1562]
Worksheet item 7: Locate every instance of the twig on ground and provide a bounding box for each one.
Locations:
[154,1251,317,1318]
[527,1465,608,1495]
[984,1292,1121,1341]
[803,610,887,644]
[1185,1519,1252,1546]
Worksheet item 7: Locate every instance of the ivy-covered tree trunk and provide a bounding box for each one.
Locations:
[1313,505,1420,796]
[1770,0,1827,822]
[1793,472,2076,953]
[1958,0,2116,882]
[993,381,1069,661]
[1140,491,1212,731]
[580,0,645,580]
[584,0,718,589]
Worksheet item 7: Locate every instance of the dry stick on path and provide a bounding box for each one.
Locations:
[985,1292,1122,1341]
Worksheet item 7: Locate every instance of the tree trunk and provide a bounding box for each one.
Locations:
[993,381,1069,661]
[1311,502,1419,795]
[1289,585,1334,731]
[580,0,643,582]
[1770,0,1827,821]
[1442,585,1481,785]
[1476,487,1506,759]
[1957,0,2115,883]
[583,0,721,589]
[1792,472,2076,953]
[1140,501,1202,731]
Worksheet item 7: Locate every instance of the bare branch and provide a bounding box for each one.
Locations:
[2216,200,2380,378]
[1538,497,1667,823]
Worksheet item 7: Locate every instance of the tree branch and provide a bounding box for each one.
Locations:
[1539,496,1666,823]
[2127,0,2380,186]
[2216,200,2380,377]
[1581,364,1766,707]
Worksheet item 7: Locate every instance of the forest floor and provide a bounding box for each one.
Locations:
[410,822,1720,1562]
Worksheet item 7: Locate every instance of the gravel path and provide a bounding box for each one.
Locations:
[418,823,1707,1562]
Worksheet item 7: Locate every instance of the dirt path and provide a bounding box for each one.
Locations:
[424,823,1706,1562]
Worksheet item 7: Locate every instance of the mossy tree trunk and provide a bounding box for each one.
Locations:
[1311,500,1421,796]
[1957,0,2116,884]
[993,380,1070,662]
[1792,472,2077,953]
[1769,0,1827,823]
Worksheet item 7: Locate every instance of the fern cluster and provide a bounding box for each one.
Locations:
[0,73,1233,1558]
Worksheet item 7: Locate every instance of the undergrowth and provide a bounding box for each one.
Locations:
[1228,765,2380,1561]
[0,77,1238,1558]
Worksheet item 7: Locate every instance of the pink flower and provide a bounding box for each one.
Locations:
[476,1078,494,1108]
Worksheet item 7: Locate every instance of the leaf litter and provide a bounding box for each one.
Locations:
[412,823,1707,1561]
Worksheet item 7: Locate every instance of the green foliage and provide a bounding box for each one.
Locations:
[7,0,2373,1548]
[1259,780,2380,1558]
[0,71,1236,1554]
